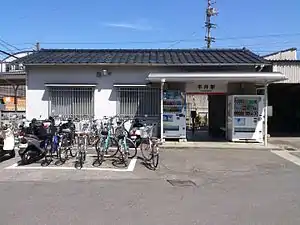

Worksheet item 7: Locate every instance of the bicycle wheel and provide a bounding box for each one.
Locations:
[151,146,159,170]
[51,142,59,159]
[69,147,77,158]
[43,151,52,166]
[140,138,153,161]
[119,145,129,167]
[43,141,53,165]
[75,151,83,169]
[58,146,68,163]
[93,148,104,167]
[66,137,77,157]
[105,137,119,158]
[125,137,137,159]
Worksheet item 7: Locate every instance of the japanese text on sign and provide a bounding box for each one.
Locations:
[197,84,215,91]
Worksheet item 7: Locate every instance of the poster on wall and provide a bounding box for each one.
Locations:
[163,90,186,139]
[2,97,26,111]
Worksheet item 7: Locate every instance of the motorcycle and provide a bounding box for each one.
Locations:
[18,121,49,165]
[0,124,16,158]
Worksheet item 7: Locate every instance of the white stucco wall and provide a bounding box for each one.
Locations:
[26,65,177,120]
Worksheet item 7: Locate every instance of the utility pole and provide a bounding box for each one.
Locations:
[35,42,40,51]
[205,0,218,48]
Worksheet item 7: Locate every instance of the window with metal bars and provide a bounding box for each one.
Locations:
[116,87,160,118]
[48,87,94,119]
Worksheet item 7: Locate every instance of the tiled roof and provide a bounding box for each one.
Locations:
[15,48,270,66]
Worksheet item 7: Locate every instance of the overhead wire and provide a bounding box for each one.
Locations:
[10,32,300,46]
[0,38,21,51]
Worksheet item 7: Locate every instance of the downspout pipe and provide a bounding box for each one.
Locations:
[160,78,165,142]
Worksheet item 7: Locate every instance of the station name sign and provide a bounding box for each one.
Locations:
[197,84,216,91]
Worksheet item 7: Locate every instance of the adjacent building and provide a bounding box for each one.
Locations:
[0,51,32,116]
[263,48,300,136]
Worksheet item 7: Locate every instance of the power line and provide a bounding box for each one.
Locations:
[166,32,197,49]
[0,38,21,52]
[0,42,13,53]
[13,32,300,46]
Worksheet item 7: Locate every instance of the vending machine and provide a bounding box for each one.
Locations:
[163,90,186,139]
[227,95,265,143]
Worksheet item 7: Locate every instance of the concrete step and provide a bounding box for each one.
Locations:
[161,141,280,150]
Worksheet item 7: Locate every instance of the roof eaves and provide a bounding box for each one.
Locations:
[23,62,271,67]
[270,60,300,63]
[262,48,298,58]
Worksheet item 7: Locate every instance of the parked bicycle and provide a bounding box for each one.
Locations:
[139,123,161,170]
[114,117,137,166]
[74,120,90,169]
[93,116,119,166]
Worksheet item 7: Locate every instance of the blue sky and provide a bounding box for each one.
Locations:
[1,0,300,55]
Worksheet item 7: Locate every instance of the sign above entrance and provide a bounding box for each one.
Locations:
[197,84,216,92]
[186,82,227,94]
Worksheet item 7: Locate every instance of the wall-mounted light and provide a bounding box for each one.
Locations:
[96,69,112,77]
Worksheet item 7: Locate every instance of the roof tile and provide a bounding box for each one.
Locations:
[15,48,270,65]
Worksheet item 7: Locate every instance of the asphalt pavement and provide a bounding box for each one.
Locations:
[0,147,300,224]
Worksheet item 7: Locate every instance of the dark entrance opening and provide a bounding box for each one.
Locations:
[268,83,300,136]
[208,94,227,139]
[186,94,227,141]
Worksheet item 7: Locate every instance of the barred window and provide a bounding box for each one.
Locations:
[116,87,160,118]
[48,87,94,119]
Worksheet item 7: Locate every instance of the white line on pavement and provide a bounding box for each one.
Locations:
[271,150,300,167]
[4,158,138,172]
[127,158,137,172]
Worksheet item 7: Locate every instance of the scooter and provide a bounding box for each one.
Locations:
[0,124,16,158]
[18,122,49,165]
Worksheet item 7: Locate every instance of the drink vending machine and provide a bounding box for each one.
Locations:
[163,90,186,139]
[227,95,265,143]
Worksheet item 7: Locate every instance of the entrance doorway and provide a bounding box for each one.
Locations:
[186,93,227,141]
[268,83,300,136]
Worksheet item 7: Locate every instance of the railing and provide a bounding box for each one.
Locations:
[0,63,25,73]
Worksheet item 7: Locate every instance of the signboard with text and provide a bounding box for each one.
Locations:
[186,82,227,94]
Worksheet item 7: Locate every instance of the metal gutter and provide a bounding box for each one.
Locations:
[147,72,287,82]
[44,83,97,87]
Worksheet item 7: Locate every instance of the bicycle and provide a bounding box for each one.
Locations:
[93,116,119,167]
[57,128,77,163]
[42,135,55,166]
[139,124,161,170]
[74,131,88,169]
[115,117,137,163]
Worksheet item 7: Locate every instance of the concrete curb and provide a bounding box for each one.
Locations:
[160,146,282,151]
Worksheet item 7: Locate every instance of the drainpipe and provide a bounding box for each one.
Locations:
[160,79,165,142]
[264,83,268,146]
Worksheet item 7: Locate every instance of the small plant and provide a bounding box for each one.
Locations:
[195,114,202,128]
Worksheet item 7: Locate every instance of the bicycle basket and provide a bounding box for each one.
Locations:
[140,126,153,138]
